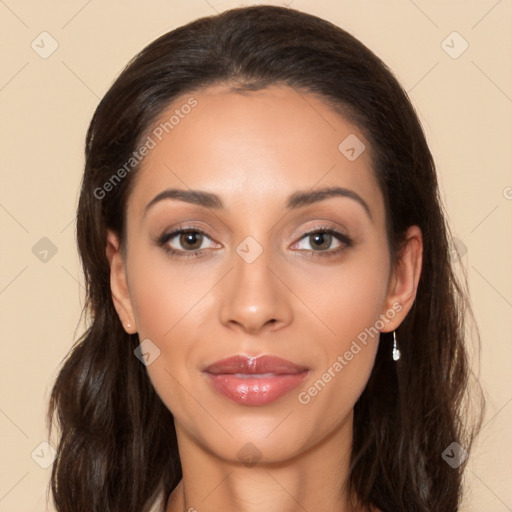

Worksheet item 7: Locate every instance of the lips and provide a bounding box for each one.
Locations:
[203,354,309,375]
[203,355,310,406]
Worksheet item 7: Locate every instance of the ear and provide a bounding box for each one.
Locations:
[379,225,423,332]
[106,230,137,334]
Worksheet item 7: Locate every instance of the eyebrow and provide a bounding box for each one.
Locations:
[143,186,373,221]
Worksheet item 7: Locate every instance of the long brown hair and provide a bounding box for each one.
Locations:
[47,5,484,511]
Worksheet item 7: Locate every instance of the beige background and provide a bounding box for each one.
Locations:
[1,1,511,510]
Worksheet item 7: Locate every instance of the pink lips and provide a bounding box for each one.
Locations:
[203,355,310,406]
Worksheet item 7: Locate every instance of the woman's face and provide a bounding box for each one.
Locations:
[108,84,420,465]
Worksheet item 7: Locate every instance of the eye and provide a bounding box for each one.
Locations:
[292,227,352,257]
[157,227,219,258]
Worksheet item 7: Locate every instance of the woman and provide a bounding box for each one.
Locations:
[47,5,484,512]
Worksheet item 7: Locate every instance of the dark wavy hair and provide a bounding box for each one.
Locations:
[47,5,484,512]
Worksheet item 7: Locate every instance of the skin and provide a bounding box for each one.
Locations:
[106,84,422,512]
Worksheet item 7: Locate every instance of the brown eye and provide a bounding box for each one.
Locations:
[157,227,220,259]
[178,231,204,251]
[309,232,333,251]
[292,227,353,258]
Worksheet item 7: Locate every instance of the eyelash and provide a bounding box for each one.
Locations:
[156,224,353,259]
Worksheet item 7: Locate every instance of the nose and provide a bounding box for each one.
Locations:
[219,245,293,334]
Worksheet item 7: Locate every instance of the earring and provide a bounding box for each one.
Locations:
[126,322,132,330]
[392,330,401,361]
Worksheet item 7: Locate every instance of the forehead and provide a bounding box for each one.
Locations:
[128,84,384,222]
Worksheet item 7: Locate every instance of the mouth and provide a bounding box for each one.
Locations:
[203,354,309,375]
[203,355,310,406]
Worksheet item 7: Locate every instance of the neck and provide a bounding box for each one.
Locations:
[166,412,367,512]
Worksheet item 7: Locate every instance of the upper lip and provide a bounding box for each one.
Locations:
[203,355,309,375]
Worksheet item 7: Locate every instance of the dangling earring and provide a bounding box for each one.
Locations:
[392,330,401,361]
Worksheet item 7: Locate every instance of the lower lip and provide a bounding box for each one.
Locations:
[205,372,309,406]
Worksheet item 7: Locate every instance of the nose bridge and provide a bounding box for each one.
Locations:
[218,235,293,332]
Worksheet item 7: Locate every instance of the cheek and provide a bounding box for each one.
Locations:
[296,244,390,344]
[127,248,215,339]
[125,249,217,415]
[293,246,389,414]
